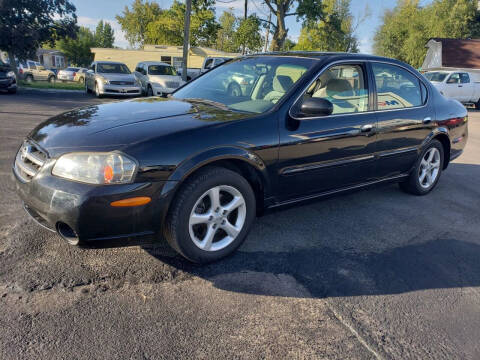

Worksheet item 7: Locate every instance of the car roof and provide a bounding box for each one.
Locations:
[247,51,401,62]
[139,61,173,66]
[95,61,127,65]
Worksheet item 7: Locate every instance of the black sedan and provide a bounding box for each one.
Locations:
[13,53,468,263]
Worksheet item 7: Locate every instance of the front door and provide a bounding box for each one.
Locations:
[277,62,377,201]
[370,62,434,179]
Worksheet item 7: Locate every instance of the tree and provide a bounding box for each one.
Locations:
[0,0,77,74]
[144,1,219,47]
[95,20,115,48]
[116,0,162,48]
[57,27,96,67]
[216,10,238,52]
[261,0,324,51]
[295,0,358,52]
[234,16,263,53]
[374,0,480,68]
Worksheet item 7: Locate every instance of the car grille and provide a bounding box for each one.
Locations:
[14,141,47,182]
[165,81,179,88]
[110,81,134,86]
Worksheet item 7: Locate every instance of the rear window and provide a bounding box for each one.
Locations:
[148,65,178,76]
[66,67,79,72]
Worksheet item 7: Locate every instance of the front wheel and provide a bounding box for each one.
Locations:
[399,139,444,195]
[48,76,55,83]
[164,167,256,263]
[95,82,102,98]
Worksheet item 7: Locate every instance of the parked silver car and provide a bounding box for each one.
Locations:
[134,61,184,96]
[85,61,141,98]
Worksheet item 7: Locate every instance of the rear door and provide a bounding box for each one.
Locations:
[370,62,433,179]
[277,62,377,201]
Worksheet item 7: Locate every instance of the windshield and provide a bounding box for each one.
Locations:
[148,65,178,76]
[97,63,131,74]
[425,72,448,82]
[173,56,316,114]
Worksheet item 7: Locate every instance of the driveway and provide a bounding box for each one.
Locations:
[1,90,479,359]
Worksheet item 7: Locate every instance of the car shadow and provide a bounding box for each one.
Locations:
[134,162,480,299]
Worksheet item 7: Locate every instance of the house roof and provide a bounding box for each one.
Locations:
[430,38,480,68]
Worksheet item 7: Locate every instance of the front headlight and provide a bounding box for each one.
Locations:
[52,152,137,185]
[102,78,109,84]
[7,71,15,78]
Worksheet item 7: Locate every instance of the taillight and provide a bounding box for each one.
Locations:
[19,68,23,74]
[73,72,76,77]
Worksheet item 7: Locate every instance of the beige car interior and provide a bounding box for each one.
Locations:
[306,65,369,114]
[263,65,307,104]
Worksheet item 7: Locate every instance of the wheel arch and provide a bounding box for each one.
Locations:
[161,147,271,215]
[423,128,451,169]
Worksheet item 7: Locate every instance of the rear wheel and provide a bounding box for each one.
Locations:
[25,75,33,83]
[399,139,444,195]
[48,76,55,83]
[164,167,256,263]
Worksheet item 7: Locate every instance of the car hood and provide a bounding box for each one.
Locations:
[29,97,251,156]
[148,75,182,83]
[100,73,136,82]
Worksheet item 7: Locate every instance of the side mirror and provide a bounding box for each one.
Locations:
[299,97,333,117]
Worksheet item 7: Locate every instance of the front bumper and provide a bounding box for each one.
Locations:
[0,77,16,90]
[57,74,74,81]
[13,161,176,243]
[99,83,141,96]
[152,85,177,96]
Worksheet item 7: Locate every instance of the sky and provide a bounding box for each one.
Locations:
[71,0,433,54]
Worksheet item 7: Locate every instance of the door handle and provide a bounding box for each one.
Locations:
[361,124,374,132]
[423,117,432,124]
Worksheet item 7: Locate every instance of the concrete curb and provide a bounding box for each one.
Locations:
[19,87,84,94]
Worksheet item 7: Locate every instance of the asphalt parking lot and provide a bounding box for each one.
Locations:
[1,90,479,359]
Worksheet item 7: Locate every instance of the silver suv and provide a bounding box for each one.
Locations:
[85,61,141,98]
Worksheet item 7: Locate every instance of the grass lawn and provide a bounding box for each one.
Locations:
[19,80,84,91]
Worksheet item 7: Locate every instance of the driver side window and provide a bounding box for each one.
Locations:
[304,64,369,115]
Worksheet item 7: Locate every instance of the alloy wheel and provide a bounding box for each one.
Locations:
[188,185,246,252]
[418,147,441,189]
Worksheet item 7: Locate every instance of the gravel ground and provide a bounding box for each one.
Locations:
[1,90,479,359]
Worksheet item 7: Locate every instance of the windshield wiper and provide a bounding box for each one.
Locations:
[183,98,230,111]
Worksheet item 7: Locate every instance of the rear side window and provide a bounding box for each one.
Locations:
[460,73,470,83]
[372,63,423,110]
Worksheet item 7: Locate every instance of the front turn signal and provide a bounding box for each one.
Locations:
[110,197,151,207]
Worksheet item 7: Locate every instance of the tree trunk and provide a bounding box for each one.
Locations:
[270,8,287,51]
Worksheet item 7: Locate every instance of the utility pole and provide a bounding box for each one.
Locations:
[242,0,248,55]
[182,0,192,82]
[263,10,271,53]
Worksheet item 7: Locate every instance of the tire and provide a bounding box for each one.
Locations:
[227,82,242,97]
[25,75,33,83]
[399,139,444,195]
[78,77,84,84]
[164,166,256,263]
[48,76,55,83]
[475,99,480,110]
[85,81,91,94]
[95,82,102,98]
[147,85,153,97]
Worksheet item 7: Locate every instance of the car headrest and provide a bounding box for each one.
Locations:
[326,79,354,97]
[273,75,294,92]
